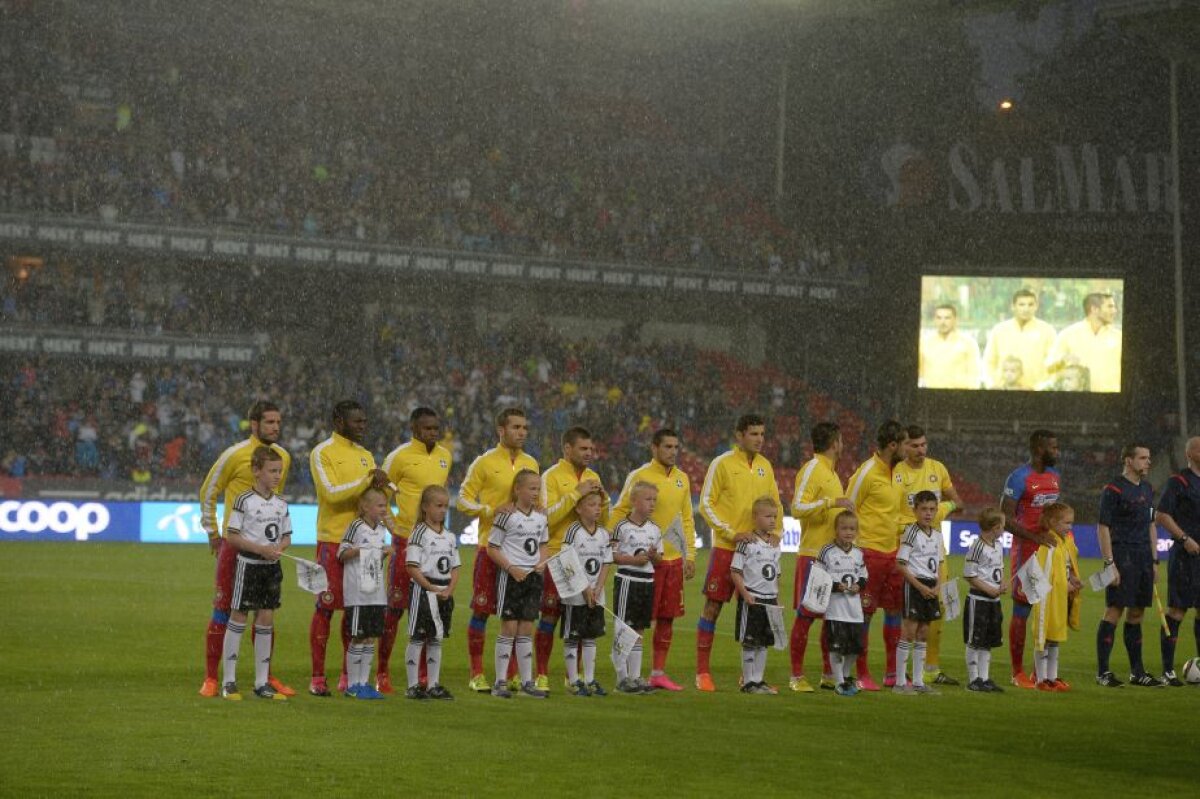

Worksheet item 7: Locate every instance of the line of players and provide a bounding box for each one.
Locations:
[196,400,1200,699]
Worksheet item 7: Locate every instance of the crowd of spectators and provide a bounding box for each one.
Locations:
[0,2,865,281]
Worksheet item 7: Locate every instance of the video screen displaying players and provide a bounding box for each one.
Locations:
[918,276,1124,393]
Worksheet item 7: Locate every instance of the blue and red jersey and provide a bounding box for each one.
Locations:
[1002,463,1061,560]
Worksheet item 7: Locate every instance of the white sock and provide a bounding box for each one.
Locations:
[582,640,597,683]
[1035,649,1049,682]
[627,641,644,682]
[896,640,912,682]
[361,643,376,687]
[754,647,767,684]
[830,652,845,684]
[966,647,979,683]
[564,640,579,684]
[405,640,423,688]
[912,643,927,687]
[515,636,533,684]
[742,646,757,685]
[612,640,628,681]
[222,620,245,685]
[495,636,513,686]
[979,649,992,682]
[426,640,442,687]
[842,653,855,685]
[347,643,363,686]
[1047,642,1059,681]
[253,625,272,689]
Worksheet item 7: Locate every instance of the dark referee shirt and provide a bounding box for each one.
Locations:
[1098,474,1154,554]
[1158,469,1200,540]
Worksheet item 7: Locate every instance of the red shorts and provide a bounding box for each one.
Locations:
[791,555,823,617]
[653,558,686,619]
[861,548,903,615]
[471,549,498,616]
[315,541,345,611]
[387,537,411,610]
[541,569,561,616]
[1010,543,1037,605]
[703,547,736,604]
[212,537,238,613]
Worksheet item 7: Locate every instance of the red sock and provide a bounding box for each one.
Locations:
[789,616,812,677]
[310,609,330,680]
[653,619,673,672]
[535,624,555,677]
[467,625,486,676]
[856,613,873,677]
[883,622,901,679]
[696,624,715,673]
[340,613,351,678]
[1010,615,1027,675]
[820,622,832,676]
[378,609,401,675]
[205,620,225,681]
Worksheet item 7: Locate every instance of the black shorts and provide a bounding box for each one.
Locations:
[561,603,606,642]
[613,574,655,630]
[498,570,543,622]
[1167,545,1200,610]
[734,595,778,648]
[232,559,282,612]
[903,578,941,623]
[348,605,386,639]
[824,619,863,655]
[408,581,454,641]
[1106,547,1154,609]
[963,595,1003,649]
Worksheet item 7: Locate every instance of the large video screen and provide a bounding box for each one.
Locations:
[919,276,1123,392]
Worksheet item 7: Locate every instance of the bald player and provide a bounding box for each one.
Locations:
[375,407,452,694]
[457,407,540,692]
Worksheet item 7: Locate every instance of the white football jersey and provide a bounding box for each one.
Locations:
[963,537,1004,600]
[489,509,549,569]
[338,518,388,607]
[731,535,781,599]
[405,523,461,582]
[611,517,663,581]
[818,543,868,623]
[561,522,613,606]
[227,489,292,562]
[897,523,942,581]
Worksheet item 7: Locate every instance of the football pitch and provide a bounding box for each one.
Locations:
[1,544,1196,798]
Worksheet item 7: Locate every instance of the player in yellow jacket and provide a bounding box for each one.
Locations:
[308,400,389,697]
[609,428,696,691]
[535,426,606,691]
[197,400,293,698]
[456,407,540,692]
[374,407,452,694]
[894,425,961,686]
[845,420,908,691]
[788,422,852,692]
[695,413,784,692]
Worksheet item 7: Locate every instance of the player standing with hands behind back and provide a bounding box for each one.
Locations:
[611,482,664,693]
[894,491,944,694]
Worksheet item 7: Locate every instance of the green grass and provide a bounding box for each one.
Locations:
[1,544,1197,798]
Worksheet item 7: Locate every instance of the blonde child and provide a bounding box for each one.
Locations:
[404,485,461,700]
[337,488,391,700]
[1032,502,1083,691]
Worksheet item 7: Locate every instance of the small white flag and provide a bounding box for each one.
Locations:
[664,516,687,557]
[800,562,834,615]
[288,556,328,594]
[359,547,382,594]
[1016,552,1052,605]
[547,547,591,599]
[610,613,642,659]
[1089,562,1118,592]
[941,580,961,621]
[763,603,787,650]
[428,590,445,640]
